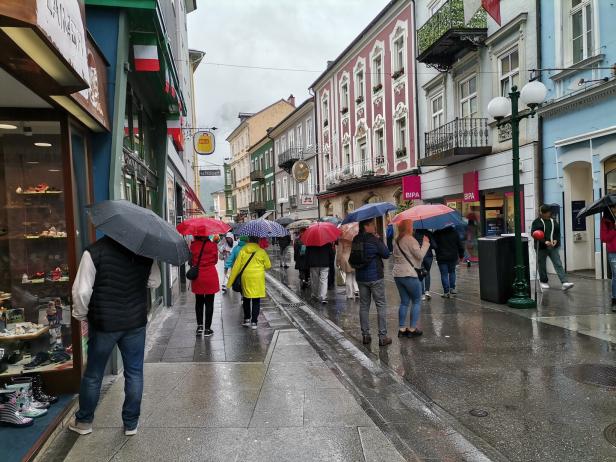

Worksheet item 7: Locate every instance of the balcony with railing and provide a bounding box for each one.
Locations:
[417,0,487,71]
[278,147,303,172]
[249,201,266,212]
[420,117,491,167]
[250,169,265,182]
[324,157,389,191]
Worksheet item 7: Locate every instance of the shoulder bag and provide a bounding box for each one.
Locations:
[396,241,427,281]
[232,252,256,293]
[186,241,206,281]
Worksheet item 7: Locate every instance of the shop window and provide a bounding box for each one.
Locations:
[0,120,76,378]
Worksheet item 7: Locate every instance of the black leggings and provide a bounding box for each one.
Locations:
[195,294,215,328]
[242,297,261,323]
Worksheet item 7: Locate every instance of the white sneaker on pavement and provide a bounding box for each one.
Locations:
[540,282,550,290]
[562,282,574,291]
[424,291,432,300]
[124,425,138,436]
[68,418,92,435]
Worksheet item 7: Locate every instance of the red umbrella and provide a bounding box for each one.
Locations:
[302,222,341,246]
[176,217,230,236]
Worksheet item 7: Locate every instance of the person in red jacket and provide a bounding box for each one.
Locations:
[600,208,616,311]
[190,236,220,336]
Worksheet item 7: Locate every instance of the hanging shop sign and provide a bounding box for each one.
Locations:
[402,175,421,200]
[301,195,315,205]
[292,160,310,183]
[463,171,479,202]
[194,131,215,155]
[199,169,221,177]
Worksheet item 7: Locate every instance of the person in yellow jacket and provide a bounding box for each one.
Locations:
[227,236,272,329]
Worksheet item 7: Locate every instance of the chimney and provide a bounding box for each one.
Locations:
[327,60,334,68]
[287,94,295,106]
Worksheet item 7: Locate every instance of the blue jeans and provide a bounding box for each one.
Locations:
[609,253,616,298]
[438,261,457,293]
[395,277,422,329]
[76,326,146,430]
[422,253,434,293]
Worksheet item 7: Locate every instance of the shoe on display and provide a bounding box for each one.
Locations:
[4,379,48,418]
[562,282,574,291]
[0,391,34,427]
[49,351,70,364]
[7,350,23,364]
[540,282,550,290]
[68,418,93,435]
[250,323,258,330]
[242,319,250,327]
[24,373,58,404]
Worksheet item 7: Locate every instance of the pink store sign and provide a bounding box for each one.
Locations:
[463,171,479,202]
[402,175,421,200]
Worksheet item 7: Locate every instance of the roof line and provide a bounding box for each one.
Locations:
[226,98,295,141]
[268,98,314,136]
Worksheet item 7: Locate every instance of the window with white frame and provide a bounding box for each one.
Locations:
[296,125,303,148]
[459,75,478,118]
[428,0,445,15]
[341,81,349,109]
[372,54,383,88]
[274,139,280,155]
[499,48,519,96]
[430,93,444,129]
[358,139,367,170]
[308,166,314,193]
[322,99,329,125]
[270,148,274,167]
[355,69,364,101]
[395,117,407,158]
[570,0,593,64]
[282,177,288,198]
[343,144,351,167]
[393,36,405,72]
[288,130,294,148]
[281,135,286,152]
[306,119,313,145]
[375,128,384,161]
[276,180,281,200]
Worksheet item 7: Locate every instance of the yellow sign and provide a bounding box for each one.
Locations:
[194,131,215,155]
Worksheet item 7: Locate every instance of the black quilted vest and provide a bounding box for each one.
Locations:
[87,237,153,332]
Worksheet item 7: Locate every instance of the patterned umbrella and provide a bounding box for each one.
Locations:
[302,222,341,246]
[176,217,230,236]
[236,218,289,238]
[288,219,314,230]
[392,204,463,230]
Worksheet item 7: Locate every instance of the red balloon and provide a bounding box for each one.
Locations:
[532,230,545,240]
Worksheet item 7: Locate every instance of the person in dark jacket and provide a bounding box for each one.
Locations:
[294,228,310,288]
[531,204,574,291]
[306,243,335,304]
[69,236,161,436]
[278,234,292,268]
[433,225,464,298]
[352,218,392,346]
[413,229,435,300]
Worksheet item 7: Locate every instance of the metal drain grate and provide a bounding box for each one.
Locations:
[564,364,616,389]
[280,303,303,308]
[604,423,616,447]
[469,409,489,417]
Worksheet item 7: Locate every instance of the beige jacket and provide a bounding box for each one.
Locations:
[335,239,354,273]
[392,234,428,278]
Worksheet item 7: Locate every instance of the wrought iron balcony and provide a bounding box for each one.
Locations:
[278,147,303,172]
[250,169,265,181]
[417,0,487,71]
[324,157,389,191]
[249,201,266,212]
[420,117,491,167]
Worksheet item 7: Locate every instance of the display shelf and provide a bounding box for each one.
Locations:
[0,352,73,377]
[21,278,69,285]
[22,235,67,240]
[0,325,49,342]
[15,191,63,195]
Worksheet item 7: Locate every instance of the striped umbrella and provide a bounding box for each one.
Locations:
[236,218,289,238]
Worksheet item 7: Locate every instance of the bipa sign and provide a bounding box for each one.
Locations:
[463,171,479,203]
[402,176,421,200]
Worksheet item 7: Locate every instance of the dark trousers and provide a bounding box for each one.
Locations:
[195,294,215,328]
[243,297,261,323]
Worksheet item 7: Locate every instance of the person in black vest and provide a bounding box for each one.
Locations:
[68,236,161,437]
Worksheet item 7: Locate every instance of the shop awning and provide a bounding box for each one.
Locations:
[184,183,205,215]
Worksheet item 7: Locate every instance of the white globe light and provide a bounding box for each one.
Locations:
[520,80,548,106]
[487,96,510,119]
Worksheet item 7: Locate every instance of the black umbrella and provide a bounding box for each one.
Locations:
[576,194,616,220]
[276,217,294,226]
[87,200,190,266]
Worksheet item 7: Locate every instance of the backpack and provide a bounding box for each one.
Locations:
[348,239,372,270]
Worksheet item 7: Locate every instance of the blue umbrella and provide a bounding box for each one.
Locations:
[412,211,464,230]
[236,218,289,238]
[341,202,397,224]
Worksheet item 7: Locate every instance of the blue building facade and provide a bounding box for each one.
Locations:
[540,0,616,277]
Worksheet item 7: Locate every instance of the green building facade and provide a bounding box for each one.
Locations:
[249,137,274,218]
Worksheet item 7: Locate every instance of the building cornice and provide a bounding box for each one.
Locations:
[268,99,315,138]
[539,78,616,118]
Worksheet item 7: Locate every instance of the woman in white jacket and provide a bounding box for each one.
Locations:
[392,220,429,338]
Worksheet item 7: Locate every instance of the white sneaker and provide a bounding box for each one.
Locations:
[124,426,138,436]
[450,289,457,295]
[250,323,258,330]
[68,418,92,435]
[421,295,426,301]
[562,282,574,291]
[424,292,432,300]
[242,319,250,327]
[540,282,550,290]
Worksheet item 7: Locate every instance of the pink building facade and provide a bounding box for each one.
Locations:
[312,0,417,220]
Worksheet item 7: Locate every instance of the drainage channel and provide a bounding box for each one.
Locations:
[266,274,509,462]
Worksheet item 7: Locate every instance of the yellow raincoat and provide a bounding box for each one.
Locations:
[226,243,271,298]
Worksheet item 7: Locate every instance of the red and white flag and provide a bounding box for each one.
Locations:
[167,117,184,151]
[133,35,160,72]
[482,0,501,25]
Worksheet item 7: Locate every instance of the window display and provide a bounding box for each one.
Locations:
[0,121,74,379]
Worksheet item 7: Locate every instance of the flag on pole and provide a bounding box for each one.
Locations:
[463,0,482,24]
[167,117,184,151]
[133,34,160,72]
[481,0,501,25]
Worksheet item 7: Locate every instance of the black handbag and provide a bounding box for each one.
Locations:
[232,252,256,292]
[186,241,206,281]
[396,241,427,281]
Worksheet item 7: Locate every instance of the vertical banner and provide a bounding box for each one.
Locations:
[463,171,479,202]
[402,175,421,200]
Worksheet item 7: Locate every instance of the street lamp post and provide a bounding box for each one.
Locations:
[488,81,547,309]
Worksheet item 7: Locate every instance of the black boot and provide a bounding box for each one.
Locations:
[23,373,58,404]
[612,299,616,312]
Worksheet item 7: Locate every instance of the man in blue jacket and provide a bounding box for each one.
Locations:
[350,218,392,346]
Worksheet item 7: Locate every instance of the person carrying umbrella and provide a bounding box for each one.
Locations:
[189,235,221,337]
[601,205,616,310]
[69,200,188,437]
[413,228,435,300]
[278,234,292,268]
[226,236,272,329]
[303,222,340,305]
[294,228,310,289]
[337,223,359,299]
[531,205,574,292]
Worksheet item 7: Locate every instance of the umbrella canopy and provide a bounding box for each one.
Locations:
[87,200,190,265]
[236,218,289,238]
[176,217,230,236]
[576,194,616,220]
[320,216,341,225]
[339,222,359,241]
[276,217,294,226]
[341,202,396,224]
[288,219,314,230]
[392,204,463,230]
[302,222,341,246]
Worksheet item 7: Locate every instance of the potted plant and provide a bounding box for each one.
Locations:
[323,119,329,127]
[395,147,407,158]
[372,83,383,93]
[355,95,364,104]
[392,67,405,79]
[341,107,349,114]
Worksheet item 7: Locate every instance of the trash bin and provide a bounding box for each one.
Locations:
[478,235,530,304]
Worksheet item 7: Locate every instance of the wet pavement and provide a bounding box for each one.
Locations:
[268,253,616,461]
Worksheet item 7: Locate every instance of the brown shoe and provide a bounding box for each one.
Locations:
[362,335,372,344]
[379,336,392,346]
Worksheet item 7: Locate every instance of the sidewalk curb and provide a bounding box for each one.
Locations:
[266,273,509,462]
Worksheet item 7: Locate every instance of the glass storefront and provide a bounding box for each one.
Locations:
[0,121,75,378]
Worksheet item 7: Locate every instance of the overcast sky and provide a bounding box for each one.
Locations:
[187,0,390,170]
